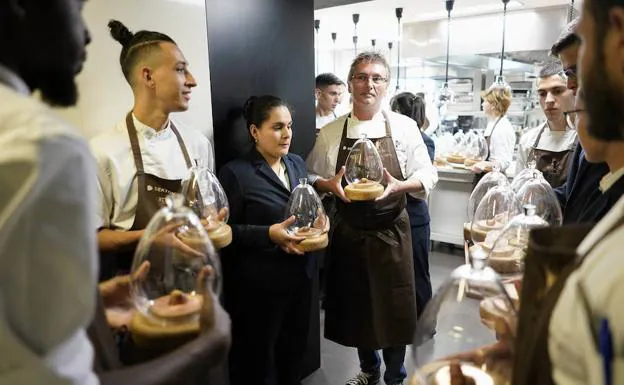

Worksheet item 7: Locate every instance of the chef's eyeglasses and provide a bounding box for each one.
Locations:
[351,74,388,85]
[564,108,585,128]
[563,65,577,80]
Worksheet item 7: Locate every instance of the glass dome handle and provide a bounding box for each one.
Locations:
[299,177,308,186]
[359,133,368,140]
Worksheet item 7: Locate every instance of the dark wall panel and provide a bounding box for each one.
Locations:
[205,0,320,378]
[205,0,316,170]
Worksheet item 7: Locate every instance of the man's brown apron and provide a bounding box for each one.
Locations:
[87,113,223,383]
[512,215,624,385]
[99,112,193,281]
[472,116,503,189]
[324,112,417,349]
[528,122,576,189]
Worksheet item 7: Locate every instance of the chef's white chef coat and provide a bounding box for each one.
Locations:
[549,193,624,385]
[516,121,577,173]
[484,115,516,172]
[90,115,213,231]
[316,112,337,131]
[0,64,98,385]
[306,110,438,200]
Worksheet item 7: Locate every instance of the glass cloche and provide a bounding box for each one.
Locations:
[510,160,540,193]
[483,204,549,277]
[130,194,221,342]
[344,134,384,201]
[467,166,511,223]
[434,132,455,166]
[514,173,563,226]
[470,185,518,246]
[285,178,329,252]
[181,160,232,249]
[446,131,466,164]
[463,131,488,167]
[410,246,516,385]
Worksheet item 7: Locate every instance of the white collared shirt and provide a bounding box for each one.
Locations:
[306,110,438,199]
[599,167,624,193]
[549,195,624,385]
[0,66,98,385]
[484,115,516,172]
[90,114,214,231]
[316,113,337,130]
[516,121,577,174]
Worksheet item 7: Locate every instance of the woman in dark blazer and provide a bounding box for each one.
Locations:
[218,95,319,385]
[390,92,435,319]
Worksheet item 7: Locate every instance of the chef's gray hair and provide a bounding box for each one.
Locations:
[347,52,391,82]
[551,18,580,56]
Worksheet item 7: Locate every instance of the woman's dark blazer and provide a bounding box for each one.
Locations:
[218,148,314,291]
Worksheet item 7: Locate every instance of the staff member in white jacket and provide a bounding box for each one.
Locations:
[472,86,517,183]
[0,1,98,383]
[91,20,213,280]
[307,52,437,385]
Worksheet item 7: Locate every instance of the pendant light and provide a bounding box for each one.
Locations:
[488,0,512,93]
[314,19,320,75]
[568,0,576,21]
[437,0,455,108]
[371,39,376,50]
[331,32,337,73]
[352,13,360,55]
[395,7,403,91]
[388,42,393,85]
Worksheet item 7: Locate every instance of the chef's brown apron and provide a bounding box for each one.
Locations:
[472,116,503,189]
[324,112,416,349]
[527,122,576,189]
[99,112,193,281]
[512,215,624,385]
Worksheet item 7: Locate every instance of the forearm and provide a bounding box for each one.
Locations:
[312,178,334,194]
[97,229,143,253]
[394,178,424,195]
[98,328,230,385]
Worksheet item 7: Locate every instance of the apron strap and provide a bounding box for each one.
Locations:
[126,112,194,171]
[126,112,145,174]
[485,116,503,161]
[528,122,548,164]
[170,122,193,169]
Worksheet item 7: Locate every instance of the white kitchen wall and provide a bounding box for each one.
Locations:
[56,0,213,142]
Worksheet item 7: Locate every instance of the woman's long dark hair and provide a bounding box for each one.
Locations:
[390,92,428,130]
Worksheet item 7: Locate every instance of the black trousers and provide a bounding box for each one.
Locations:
[410,223,432,318]
[226,275,313,385]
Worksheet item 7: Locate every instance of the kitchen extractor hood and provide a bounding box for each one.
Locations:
[403,5,569,67]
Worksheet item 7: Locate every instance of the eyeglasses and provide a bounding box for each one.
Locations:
[563,65,577,80]
[564,108,585,128]
[351,74,388,85]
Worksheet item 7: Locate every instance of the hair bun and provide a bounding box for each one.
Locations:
[243,96,258,121]
[108,20,134,47]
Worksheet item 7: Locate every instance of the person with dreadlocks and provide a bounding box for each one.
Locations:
[90,20,214,281]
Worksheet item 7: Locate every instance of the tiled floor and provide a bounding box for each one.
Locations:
[303,243,465,385]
